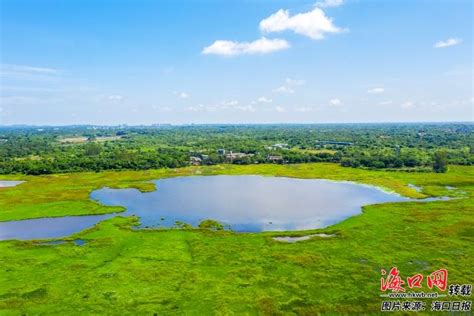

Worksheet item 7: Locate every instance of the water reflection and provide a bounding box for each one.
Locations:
[0,214,113,240]
[0,180,24,187]
[1,175,412,240]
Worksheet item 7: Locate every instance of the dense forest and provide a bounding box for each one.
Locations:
[0,123,472,175]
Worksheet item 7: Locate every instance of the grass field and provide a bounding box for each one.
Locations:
[0,163,472,314]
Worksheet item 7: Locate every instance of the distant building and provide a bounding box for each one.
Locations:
[217,149,226,155]
[225,151,254,159]
[268,143,289,150]
[267,155,283,162]
[417,132,426,138]
[189,156,202,165]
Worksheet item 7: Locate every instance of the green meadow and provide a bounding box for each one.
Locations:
[0,163,473,314]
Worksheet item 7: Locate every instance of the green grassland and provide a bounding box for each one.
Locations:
[0,163,473,314]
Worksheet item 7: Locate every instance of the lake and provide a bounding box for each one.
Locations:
[0,175,411,240]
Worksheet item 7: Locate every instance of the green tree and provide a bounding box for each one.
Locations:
[433,151,448,173]
[84,143,102,156]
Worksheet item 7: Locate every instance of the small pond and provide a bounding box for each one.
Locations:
[0,175,412,240]
[273,233,335,243]
[35,239,87,246]
[407,183,422,192]
[0,180,24,188]
[0,214,113,240]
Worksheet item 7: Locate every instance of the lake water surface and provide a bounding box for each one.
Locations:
[0,175,411,240]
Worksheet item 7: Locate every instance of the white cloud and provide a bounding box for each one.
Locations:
[295,106,314,112]
[0,64,61,82]
[273,77,305,94]
[434,38,462,48]
[285,78,306,86]
[0,64,60,76]
[187,104,206,112]
[221,100,239,106]
[0,96,43,105]
[202,37,290,56]
[329,98,342,106]
[260,7,345,40]
[315,0,344,8]
[0,86,60,92]
[178,92,189,99]
[153,106,172,112]
[367,87,385,94]
[275,106,286,112]
[107,94,124,101]
[234,105,256,112]
[401,101,414,109]
[187,100,256,112]
[273,86,295,94]
[257,96,272,103]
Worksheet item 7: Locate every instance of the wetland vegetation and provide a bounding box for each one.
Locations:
[0,158,473,314]
[2,0,473,312]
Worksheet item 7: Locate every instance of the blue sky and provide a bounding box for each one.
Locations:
[0,0,472,125]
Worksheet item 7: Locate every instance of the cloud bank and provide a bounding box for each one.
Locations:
[202,37,290,56]
[434,38,462,48]
[367,87,385,94]
[260,7,345,40]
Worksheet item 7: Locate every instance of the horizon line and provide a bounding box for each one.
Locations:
[0,121,472,128]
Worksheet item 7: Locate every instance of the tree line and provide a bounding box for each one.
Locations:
[0,123,471,175]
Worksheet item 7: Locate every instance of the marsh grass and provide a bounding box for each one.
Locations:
[0,163,472,314]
